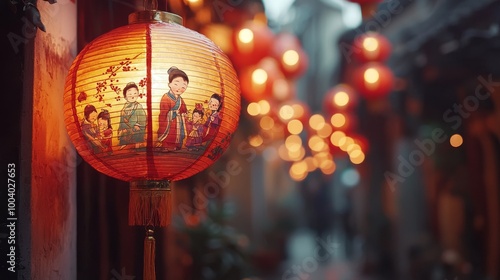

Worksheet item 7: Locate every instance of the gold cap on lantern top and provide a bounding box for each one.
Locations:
[128,10,183,25]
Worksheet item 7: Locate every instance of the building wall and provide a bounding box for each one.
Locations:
[29,1,77,279]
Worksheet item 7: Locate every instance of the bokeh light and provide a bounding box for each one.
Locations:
[309,114,326,131]
[450,134,463,148]
[287,119,303,135]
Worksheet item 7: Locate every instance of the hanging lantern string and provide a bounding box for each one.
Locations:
[143,227,156,280]
[143,0,158,11]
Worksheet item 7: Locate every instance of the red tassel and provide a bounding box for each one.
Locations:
[128,180,172,227]
[144,229,156,280]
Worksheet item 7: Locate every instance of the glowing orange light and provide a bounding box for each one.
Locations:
[350,152,365,164]
[282,50,300,67]
[249,135,264,147]
[330,131,346,146]
[260,116,275,130]
[364,68,380,84]
[258,100,270,115]
[285,135,302,152]
[279,105,295,120]
[330,113,346,128]
[317,123,333,138]
[450,134,463,147]
[238,28,254,43]
[252,68,268,85]
[334,91,350,107]
[287,119,303,135]
[363,37,379,52]
[247,102,260,116]
[309,114,326,130]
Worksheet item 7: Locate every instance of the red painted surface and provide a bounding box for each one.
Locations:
[30,2,77,279]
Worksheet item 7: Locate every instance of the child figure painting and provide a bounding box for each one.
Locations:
[118,82,147,150]
[97,109,113,155]
[81,104,107,154]
[185,103,205,151]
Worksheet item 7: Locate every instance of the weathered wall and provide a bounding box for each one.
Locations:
[30,0,77,279]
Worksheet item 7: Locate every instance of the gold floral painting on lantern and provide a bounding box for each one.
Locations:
[74,54,224,160]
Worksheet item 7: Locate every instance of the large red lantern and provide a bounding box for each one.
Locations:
[64,9,240,279]
[351,62,394,99]
[353,32,392,63]
[230,20,275,68]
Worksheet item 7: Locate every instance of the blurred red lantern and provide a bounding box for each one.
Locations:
[353,32,392,63]
[239,57,284,102]
[347,0,383,19]
[230,20,275,68]
[271,32,309,79]
[323,84,358,115]
[272,78,296,102]
[351,62,394,99]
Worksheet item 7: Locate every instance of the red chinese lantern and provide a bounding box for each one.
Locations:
[323,84,358,115]
[351,62,394,99]
[64,9,240,279]
[353,32,392,63]
[347,0,383,19]
[271,32,309,79]
[230,20,275,68]
[239,57,284,102]
[272,78,296,102]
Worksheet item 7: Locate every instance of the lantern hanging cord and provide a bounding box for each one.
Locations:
[143,0,158,10]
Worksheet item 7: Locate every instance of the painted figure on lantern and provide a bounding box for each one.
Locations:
[157,66,188,151]
[118,82,147,150]
[81,104,106,154]
[97,109,113,155]
[202,93,222,144]
[185,103,205,151]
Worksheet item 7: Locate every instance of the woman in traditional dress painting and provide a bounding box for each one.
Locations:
[185,103,205,151]
[157,66,189,151]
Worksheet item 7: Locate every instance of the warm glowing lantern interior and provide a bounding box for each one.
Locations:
[362,37,379,52]
[364,68,380,84]
[238,28,254,44]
